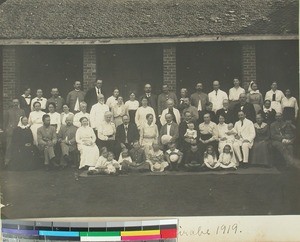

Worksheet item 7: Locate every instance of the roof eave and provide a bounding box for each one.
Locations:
[0,34,298,45]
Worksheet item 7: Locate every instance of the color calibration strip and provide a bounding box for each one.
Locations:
[2,219,177,241]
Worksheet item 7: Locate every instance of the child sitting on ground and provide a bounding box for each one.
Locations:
[105,152,120,174]
[146,143,169,172]
[88,148,119,175]
[184,144,203,171]
[88,147,108,175]
[184,122,198,145]
[165,142,183,171]
[118,148,132,170]
[121,141,150,172]
[203,145,220,170]
[218,144,237,170]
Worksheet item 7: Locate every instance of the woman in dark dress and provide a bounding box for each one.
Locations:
[10,116,36,170]
[250,114,271,167]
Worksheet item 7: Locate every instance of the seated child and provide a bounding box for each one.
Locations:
[105,152,120,174]
[184,144,203,171]
[218,144,237,169]
[146,143,169,172]
[203,145,220,170]
[184,122,197,145]
[88,148,119,175]
[88,147,108,174]
[118,148,133,169]
[165,142,183,171]
[122,140,150,172]
[219,123,237,153]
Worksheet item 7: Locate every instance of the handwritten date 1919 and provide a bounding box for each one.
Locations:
[215,223,240,235]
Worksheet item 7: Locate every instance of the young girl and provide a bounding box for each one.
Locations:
[118,148,133,170]
[105,152,120,174]
[165,142,183,171]
[184,122,197,145]
[88,147,109,174]
[203,145,220,170]
[218,145,237,170]
[146,143,169,172]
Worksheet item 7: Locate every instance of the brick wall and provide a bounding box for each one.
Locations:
[163,44,176,91]
[241,42,256,85]
[2,46,18,109]
[83,46,96,91]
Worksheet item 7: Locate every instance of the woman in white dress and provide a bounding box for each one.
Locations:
[125,92,139,123]
[47,102,61,133]
[76,117,99,169]
[28,101,45,146]
[111,96,128,127]
[135,97,156,129]
[61,104,74,125]
[281,88,299,122]
[139,113,159,156]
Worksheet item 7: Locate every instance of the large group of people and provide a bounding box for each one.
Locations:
[3,78,300,173]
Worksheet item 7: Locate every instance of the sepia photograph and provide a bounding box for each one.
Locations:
[0,0,299,230]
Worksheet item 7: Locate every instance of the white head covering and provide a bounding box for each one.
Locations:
[17,116,30,129]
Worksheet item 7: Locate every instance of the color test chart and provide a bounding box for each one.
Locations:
[1,219,178,241]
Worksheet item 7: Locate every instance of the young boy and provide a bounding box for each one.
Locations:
[184,144,203,171]
[165,142,183,171]
[122,141,150,172]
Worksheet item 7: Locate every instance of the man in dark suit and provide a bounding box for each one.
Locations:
[19,87,32,117]
[139,83,158,115]
[233,93,256,123]
[84,79,103,112]
[216,99,235,124]
[198,102,218,125]
[159,113,179,150]
[115,115,139,155]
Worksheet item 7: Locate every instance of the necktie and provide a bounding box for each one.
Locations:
[97,88,100,95]
[125,126,128,143]
[241,120,244,126]
[215,90,218,96]
[272,93,276,101]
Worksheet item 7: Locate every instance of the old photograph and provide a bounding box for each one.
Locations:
[0,0,299,223]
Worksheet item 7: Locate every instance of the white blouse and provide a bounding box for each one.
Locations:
[28,111,46,126]
[76,126,96,145]
[48,112,61,133]
[281,97,299,117]
[125,100,139,111]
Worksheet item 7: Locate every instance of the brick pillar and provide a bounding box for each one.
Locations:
[2,46,18,109]
[163,44,177,92]
[83,46,97,91]
[241,42,256,85]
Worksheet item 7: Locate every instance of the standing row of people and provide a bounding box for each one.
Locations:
[4,78,299,171]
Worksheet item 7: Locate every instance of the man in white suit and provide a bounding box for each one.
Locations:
[233,110,256,167]
[160,99,181,126]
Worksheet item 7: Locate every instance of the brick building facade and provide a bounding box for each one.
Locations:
[0,0,299,115]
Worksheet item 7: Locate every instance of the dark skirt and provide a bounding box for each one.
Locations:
[251,140,271,166]
[199,133,218,156]
[10,145,37,171]
[283,107,295,122]
[128,110,137,123]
